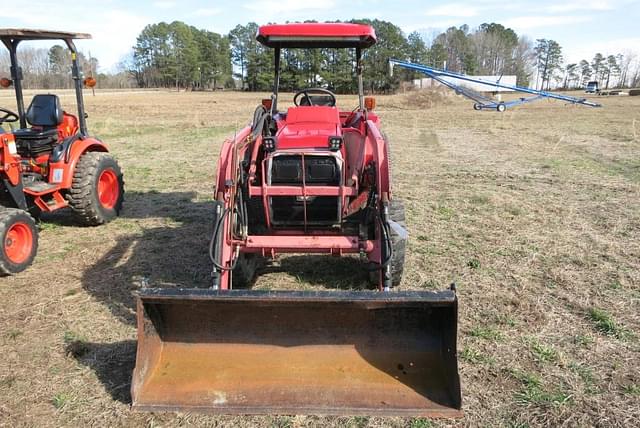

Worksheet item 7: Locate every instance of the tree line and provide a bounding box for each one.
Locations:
[0,45,135,90]
[225,20,538,92]
[2,19,640,92]
[0,46,102,89]
[533,39,637,90]
[130,21,232,89]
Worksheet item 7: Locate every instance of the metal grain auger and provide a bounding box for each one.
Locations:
[131,23,461,417]
[389,58,602,112]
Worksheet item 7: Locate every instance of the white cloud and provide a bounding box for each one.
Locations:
[153,1,176,9]
[0,9,50,26]
[565,37,640,62]
[503,15,594,30]
[84,10,150,70]
[194,8,223,17]
[422,20,466,30]
[425,4,480,17]
[546,0,614,13]
[0,3,149,71]
[244,0,336,14]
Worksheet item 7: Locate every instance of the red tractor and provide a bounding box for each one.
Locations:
[0,29,124,274]
[210,23,406,291]
[133,23,461,417]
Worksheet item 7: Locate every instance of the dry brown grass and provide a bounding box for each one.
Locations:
[0,88,639,427]
[395,87,454,109]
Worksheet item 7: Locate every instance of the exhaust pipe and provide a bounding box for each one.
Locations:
[132,289,461,417]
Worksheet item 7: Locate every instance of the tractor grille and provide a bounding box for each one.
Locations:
[271,155,340,185]
[268,153,341,227]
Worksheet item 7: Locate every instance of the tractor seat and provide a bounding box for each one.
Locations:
[14,94,63,157]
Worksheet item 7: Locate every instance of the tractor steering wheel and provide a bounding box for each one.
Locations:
[293,88,337,107]
[0,108,19,125]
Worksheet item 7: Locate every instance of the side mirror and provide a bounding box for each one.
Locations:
[83,77,97,88]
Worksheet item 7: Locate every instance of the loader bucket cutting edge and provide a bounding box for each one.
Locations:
[131,289,461,417]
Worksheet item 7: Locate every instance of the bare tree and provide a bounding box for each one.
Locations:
[618,52,635,88]
[578,60,592,87]
[631,57,640,88]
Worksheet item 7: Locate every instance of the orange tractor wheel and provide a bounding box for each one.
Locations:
[67,152,124,226]
[0,208,38,275]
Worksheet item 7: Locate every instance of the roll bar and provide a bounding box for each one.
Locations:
[0,30,91,135]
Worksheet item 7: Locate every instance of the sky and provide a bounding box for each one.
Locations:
[1,0,638,72]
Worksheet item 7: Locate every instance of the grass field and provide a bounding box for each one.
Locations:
[0,88,639,427]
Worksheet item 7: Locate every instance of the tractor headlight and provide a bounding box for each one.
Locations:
[328,136,342,151]
[263,136,277,152]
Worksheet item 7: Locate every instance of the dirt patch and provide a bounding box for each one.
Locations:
[393,87,455,109]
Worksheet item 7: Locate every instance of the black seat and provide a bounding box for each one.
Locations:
[14,94,63,156]
[299,95,335,107]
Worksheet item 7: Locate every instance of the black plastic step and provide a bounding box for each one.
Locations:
[23,181,57,193]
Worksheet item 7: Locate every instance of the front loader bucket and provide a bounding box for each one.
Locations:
[131,289,461,417]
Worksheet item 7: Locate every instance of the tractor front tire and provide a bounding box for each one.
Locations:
[388,199,407,287]
[0,208,38,275]
[369,199,407,288]
[231,253,263,288]
[68,152,124,226]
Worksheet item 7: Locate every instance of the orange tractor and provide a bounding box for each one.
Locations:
[133,23,460,417]
[0,29,124,274]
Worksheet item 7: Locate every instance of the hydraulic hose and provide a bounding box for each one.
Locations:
[251,105,268,140]
[364,205,393,271]
[208,207,239,272]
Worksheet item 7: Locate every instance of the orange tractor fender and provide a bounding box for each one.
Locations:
[0,133,20,186]
[48,137,108,188]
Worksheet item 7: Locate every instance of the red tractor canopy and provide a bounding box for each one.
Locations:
[256,23,376,113]
[257,23,376,48]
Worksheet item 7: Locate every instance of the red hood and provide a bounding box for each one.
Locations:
[276,106,342,150]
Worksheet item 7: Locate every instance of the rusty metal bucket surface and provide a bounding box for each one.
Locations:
[132,289,461,417]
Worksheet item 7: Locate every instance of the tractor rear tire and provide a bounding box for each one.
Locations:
[369,199,407,288]
[0,208,38,275]
[68,152,124,226]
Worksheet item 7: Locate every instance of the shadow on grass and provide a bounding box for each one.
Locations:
[75,191,375,403]
[80,191,214,326]
[266,255,371,291]
[80,191,372,327]
[67,340,136,404]
[74,192,384,404]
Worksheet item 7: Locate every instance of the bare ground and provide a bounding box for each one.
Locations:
[0,89,639,427]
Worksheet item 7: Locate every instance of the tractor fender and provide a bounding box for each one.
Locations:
[214,126,252,197]
[1,133,21,186]
[48,136,108,189]
[49,135,80,164]
[365,120,391,199]
[0,134,27,209]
